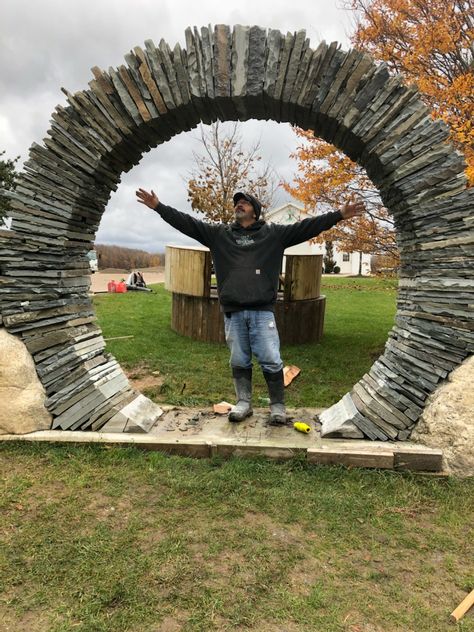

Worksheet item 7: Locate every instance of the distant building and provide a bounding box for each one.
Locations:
[266,202,372,276]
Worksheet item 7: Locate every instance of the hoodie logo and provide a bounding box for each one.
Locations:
[235,235,255,247]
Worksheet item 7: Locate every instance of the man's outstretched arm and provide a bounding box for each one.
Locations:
[276,197,367,248]
[136,188,218,248]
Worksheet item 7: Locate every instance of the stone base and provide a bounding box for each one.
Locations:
[0,420,444,472]
[411,355,474,478]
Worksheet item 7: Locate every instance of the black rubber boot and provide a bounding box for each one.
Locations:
[263,369,287,425]
[228,367,253,422]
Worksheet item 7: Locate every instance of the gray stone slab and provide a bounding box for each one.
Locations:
[246,26,267,119]
[231,25,250,119]
[200,25,215,99]
[320,394,365,439]
[105,394,164,433]
[108,67,142,126]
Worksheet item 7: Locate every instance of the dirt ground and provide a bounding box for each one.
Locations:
[90,267,165,293]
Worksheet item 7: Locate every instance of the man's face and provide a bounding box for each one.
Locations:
[234,198,255,223]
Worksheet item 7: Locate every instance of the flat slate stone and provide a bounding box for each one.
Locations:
[319,394,365,439]
[103,394,164,434]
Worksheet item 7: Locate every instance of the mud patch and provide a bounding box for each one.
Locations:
[125,363,165,394]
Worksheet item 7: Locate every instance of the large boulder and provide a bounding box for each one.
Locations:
[411,355,474,477]
[0,327,52,434]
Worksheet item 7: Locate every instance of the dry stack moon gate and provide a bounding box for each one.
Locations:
[0,25,472,437]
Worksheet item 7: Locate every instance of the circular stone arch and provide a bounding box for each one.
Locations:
[1,24,472,437]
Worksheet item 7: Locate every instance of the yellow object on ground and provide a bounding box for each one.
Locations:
[294,422,311,434]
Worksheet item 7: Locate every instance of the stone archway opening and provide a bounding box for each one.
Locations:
[0,25,472,442]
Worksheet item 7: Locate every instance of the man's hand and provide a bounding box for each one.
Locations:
[136,188,159,209]
[340,195,366,220]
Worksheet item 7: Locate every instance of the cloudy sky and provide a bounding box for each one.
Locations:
[1,0,356,253]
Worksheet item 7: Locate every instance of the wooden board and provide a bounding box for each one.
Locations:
[0,428,444,472]
[307,447,395,469]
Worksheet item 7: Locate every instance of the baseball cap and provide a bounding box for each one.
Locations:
[233,192,263,220]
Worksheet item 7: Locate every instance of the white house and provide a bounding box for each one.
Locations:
[265,202,372,276]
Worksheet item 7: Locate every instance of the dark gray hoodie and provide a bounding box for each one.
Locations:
[154,202,343,313]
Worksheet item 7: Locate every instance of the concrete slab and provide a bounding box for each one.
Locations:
[148,406,323,449]
[0,405,444,472]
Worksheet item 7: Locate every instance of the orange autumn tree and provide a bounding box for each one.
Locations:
[283,128,399,273]
[348,0,474,184]
[187,121,278,224]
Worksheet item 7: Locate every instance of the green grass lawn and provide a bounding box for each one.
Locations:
[1,443,473,631]
[93,276,399,408]
[2,277,473,631]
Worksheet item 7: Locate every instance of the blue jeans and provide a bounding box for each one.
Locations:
[223,310,284,373]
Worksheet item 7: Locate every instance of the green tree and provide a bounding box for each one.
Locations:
[0,150,20,228]
[323,240,337,273]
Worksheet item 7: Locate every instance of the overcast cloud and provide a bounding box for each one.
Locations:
[1,0,355,252]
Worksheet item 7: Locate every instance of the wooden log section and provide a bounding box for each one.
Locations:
[171,292,326,345]
[167,246,326,344]
[165,244,211,297]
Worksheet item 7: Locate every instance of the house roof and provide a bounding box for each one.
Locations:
[266,202,314,220]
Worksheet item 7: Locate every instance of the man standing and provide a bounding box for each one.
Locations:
[136,188,365,425]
